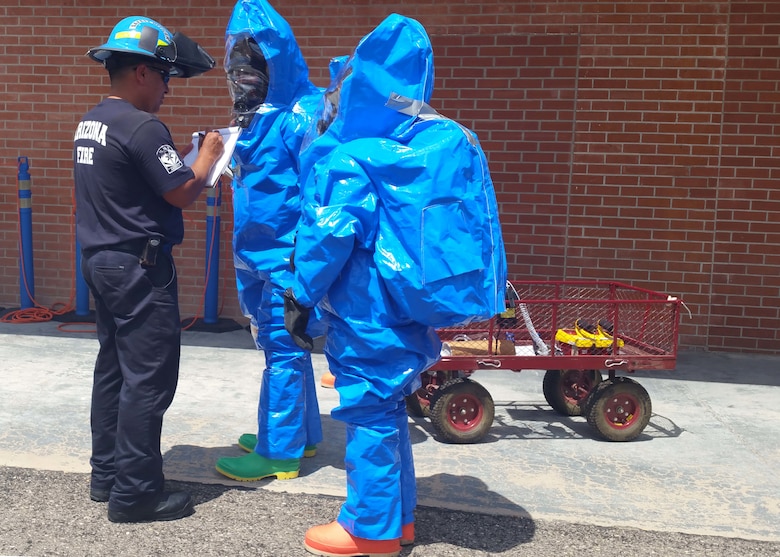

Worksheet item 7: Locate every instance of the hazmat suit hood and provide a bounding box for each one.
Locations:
[314,14,434,146]
[225,0,318,124]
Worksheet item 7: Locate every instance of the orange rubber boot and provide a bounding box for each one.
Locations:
[400,522,414,546]
[304,521,400,557]
[320,370,336,389]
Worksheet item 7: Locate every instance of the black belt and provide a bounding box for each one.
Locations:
[83,239,172,258]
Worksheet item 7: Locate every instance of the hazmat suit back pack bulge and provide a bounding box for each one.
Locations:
[289,14,508,541]
[222,0,322,465]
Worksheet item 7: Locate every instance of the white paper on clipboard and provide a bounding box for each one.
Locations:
[182,126,241,187]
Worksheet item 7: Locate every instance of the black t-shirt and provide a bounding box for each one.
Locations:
[73,97,194,251]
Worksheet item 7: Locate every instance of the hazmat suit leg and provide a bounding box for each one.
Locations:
[304,352,321,444]
[328,342,428,540]
[241,271,323,459]
[256,328,321,459]
[337,404,403,541]
[396,398,417,528]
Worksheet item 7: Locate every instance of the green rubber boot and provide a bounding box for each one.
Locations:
[215,452,300,481]
[237,433,256,453]
[237,433,317,458]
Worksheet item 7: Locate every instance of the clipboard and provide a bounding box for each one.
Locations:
[182,126,241,187]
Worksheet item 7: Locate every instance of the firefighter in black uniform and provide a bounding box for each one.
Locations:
[74,16,224,523]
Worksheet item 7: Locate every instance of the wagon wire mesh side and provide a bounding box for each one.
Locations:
[433,280,683,373]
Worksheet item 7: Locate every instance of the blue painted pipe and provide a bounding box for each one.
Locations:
[17,157,34,309]
[203,184,221,324]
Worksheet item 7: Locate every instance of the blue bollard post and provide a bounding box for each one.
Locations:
[17,157,35,309]
[51,213,95,324]
[182,177,241,333]
[203,184,221,324]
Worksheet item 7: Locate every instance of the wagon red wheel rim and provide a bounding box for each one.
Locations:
[601,392,642,429]
[446,393,484,431]
[562,370,596,404]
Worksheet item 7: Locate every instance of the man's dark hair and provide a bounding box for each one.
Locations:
[105,53,162,81]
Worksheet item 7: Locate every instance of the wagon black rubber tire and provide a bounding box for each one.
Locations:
[581,378,613,417]
[542,369,602,416]
[585,377,652,442]
[430,378,494,444]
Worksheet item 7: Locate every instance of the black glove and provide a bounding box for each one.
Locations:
[283,287,313,351]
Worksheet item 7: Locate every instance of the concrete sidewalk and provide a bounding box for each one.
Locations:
[1,319,779,543]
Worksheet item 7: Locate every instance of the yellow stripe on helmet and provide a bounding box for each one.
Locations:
[113,30,169,46]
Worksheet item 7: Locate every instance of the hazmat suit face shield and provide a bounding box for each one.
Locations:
[301,64,352,152]
[225,36,269,128]
[318,85,341,134]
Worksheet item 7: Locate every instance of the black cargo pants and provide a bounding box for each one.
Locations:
[80,245,179,511]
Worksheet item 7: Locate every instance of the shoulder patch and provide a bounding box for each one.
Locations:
[157,144,183,174]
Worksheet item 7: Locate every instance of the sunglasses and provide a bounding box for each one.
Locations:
[147,66,171,84]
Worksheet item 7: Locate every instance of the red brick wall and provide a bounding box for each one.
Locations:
[1,0,779,353]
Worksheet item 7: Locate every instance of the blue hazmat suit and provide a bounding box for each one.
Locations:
[225,0,323,460]
[290,14,507,540]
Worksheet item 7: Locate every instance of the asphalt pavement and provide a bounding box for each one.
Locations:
[1,318,779,556]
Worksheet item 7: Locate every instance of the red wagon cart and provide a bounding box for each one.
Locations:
[406,280,686,443]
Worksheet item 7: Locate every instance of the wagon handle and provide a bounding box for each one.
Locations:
[477,359,502,368]
[605,359,627,368]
